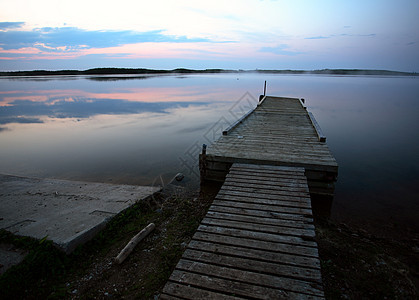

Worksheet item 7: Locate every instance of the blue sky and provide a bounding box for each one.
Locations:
[0,0,418,71]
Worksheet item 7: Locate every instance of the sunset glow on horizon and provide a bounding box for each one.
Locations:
[0,0,418,72]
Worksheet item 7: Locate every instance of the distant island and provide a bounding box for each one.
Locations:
[0,68,417,77]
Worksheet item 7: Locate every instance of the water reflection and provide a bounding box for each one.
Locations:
[0,73,418,236]
[87,75,153,81]
[0,75,250,189]
[0,96,209,123]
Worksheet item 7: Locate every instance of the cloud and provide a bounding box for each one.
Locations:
[0,116,43,125]
[0,26,212,52]
[305,33,376,40]
[0,22,25,30]
[340,33,376,38]
[259,44,302,56]
[305,36,330,40]
[0,30,42,50]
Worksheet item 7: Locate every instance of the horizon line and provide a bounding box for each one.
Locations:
[0,68,417,76]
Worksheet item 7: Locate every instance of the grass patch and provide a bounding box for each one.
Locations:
[0,230,69,299]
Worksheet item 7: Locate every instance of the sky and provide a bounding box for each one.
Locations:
[0,0,418,71]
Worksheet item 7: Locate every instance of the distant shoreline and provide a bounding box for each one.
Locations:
[0,68,417,77]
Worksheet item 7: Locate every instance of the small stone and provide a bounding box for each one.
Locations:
[175,173,184,182]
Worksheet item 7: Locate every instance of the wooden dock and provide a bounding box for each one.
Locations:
[161,163,325,299]
[200,96,338,196]
[161,96,337,298]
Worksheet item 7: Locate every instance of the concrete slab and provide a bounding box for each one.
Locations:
[0,174,160,254]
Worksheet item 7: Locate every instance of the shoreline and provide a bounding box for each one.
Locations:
[0,68,417,77]
[1,182,417,298]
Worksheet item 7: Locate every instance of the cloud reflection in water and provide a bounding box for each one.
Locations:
[0,96,210,126]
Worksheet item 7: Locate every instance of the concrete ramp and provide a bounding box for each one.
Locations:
[0,174,160,253]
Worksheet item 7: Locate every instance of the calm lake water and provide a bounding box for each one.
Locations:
[0,73,418,236]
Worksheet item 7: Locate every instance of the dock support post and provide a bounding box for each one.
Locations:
[199,144,207,182]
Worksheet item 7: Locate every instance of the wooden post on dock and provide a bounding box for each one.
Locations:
[259,81,267,102]
[199,144,207,182]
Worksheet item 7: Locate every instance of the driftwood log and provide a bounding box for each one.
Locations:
[115,223,155,264]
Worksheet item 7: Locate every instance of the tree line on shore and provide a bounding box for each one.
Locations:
[0,68,416,77]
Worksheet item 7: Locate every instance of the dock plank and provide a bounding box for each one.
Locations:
[186,240,320,269]
[205,211,315,229]
[225,173,310,187]
[167,270,324,299]
[211,199,313,216]
[197,224,317,248]
[215,192,312,208]
[219,183,310,197]
[193,231,319,258]
[176,260,323,296]
[208,205,314,223]
[182,248,321,282]
[161,281,242,300]
[216,188,310,200]
[201,217,315,237]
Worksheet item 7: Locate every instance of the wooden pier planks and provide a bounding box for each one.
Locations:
[161,164,325,299]
[201,96,338,195]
